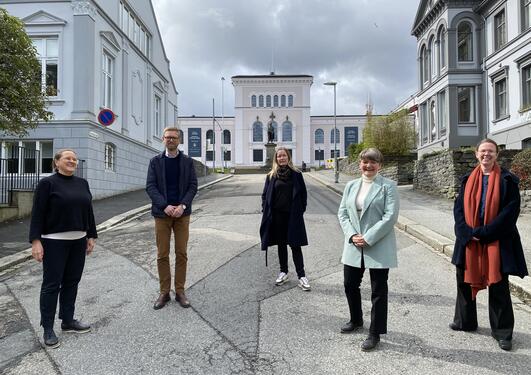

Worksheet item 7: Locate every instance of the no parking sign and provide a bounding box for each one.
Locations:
[98,109,116,126]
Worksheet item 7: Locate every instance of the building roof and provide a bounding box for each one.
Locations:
[232,74,313,79]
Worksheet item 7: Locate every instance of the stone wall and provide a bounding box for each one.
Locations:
[339,155,415,185]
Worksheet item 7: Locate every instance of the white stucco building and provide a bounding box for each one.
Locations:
[179,74,369,169]
[411,0,531,157]
[0,0,177,198]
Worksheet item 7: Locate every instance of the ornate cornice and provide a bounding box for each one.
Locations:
[71,0,97,19]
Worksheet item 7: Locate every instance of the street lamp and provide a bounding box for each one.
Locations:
[221,76,225,171]
[324,81,338,183]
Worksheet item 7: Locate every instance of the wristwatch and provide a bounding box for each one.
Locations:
[181,204,187,210]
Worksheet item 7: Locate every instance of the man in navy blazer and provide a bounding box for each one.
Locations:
[146,127,197,310]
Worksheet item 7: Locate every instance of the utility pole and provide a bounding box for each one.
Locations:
[212,98,215,170]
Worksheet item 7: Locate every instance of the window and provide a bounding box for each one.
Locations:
[1,140,53,174]
[154,95,162,136]
[288,95,294,107]
[420,103,428,144]
[223,130,231,144]
[178,129,184,145]
[259,95,264,107]
[315,149,324,161]
[253,121,263,142]
[282,121,293,142]
[429,36,436,79]
[314,129,324,144]
[102,51,114,108]
[119,1,151,57]
[523,0,531,31]
[494,77,508,119]
[522,64,531,110]
[251,95,257,107]
[438,27,446,70]
[494,10,506,51]
[330,150,340,158]
[421,45,429,85]
[330,128,340,143]
[458,87,475,123]
[458,22,473,62]
[206,151,213,161]
[206,129,215,145]
[40,141,53,173]
[105,143,116,171]
[437,90,447,134]
[273,95,279,107]
[253,149,263,162]
[281,95,286,107]
[32,37,58,96]
[223,150,231,161]
[429,100,436,141]
[266,95,271,107]
[523,137,531,148]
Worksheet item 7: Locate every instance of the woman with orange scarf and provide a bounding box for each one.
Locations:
[450,139,527,351]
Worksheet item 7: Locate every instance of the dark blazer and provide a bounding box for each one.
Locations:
[452,167,528,278]
[260,170,308,250]
[146,151,198,218]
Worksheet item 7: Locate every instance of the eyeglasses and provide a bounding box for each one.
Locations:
[164,136,178,141]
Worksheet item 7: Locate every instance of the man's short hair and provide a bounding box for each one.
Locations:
[163,127,180,138]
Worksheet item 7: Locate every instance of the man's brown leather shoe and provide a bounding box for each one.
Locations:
[153,293,170,310]
[175,292,191,308]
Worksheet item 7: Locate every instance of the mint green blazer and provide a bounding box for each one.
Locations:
[337,175,399,269]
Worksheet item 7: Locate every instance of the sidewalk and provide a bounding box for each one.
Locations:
[307,168,531,304]
[0,173,232,271]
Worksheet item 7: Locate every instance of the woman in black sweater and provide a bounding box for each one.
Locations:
[29,149,97,348]
[260,147,310,290]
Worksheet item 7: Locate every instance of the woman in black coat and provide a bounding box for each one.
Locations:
[260,147,310,291]
[450,138,527,351]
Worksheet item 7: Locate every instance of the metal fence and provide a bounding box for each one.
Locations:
[0,146,41,205]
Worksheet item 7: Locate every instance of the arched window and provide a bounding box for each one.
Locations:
[523,138,531,149]
[430,100,436,141]
[422,45,429,83]
[253,121,263,142]
[282,120,293,142]
[281,95,286,107]
[288,95,294,107]
[251,95,257,107]
[429,36,436,79]
[266,95,271,107]
[104,143,116,171]
[178,129,184,145]
[330,128,340,143]
[223,129,231,144]
[419,46,425,86]
[438,26,446,70]
[206,129,215,145]
[315,129,324,144]
[273,95,279,107]
[258,95,264,107]
[457,21,473,62]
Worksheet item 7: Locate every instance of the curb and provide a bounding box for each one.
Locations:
[307,172,531,305]
[0,174,233,273]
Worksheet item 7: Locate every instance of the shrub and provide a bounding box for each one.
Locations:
[348,142,365,161]
[511,148,531,190]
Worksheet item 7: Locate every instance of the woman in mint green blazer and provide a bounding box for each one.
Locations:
[337,148,399,351]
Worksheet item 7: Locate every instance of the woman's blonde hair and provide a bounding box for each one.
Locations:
[268,146,299,178]
[52,148,77,172]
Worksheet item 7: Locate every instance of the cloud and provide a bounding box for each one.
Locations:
[153,0,420,116]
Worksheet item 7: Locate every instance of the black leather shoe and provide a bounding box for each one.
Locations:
[340,321,363,333]
[43,328,60,348]
[153,293,171,310]
[449,322,477,332]
[61,319,91,333]
[175,292,191,308]
[361,334,380,351]
[498,339,512,351]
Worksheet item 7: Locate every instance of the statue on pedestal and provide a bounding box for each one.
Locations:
[267,112,276,144]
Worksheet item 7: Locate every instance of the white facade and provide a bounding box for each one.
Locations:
[0,0,178,198]
[178,74,369,168]
[411,0,531,157]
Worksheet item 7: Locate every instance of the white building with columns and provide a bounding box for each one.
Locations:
[179,74,369,168]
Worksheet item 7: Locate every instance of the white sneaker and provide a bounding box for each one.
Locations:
[298,277,311,291]
[275,272,289,285]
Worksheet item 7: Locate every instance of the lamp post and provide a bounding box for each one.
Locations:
[324,81,338,183]
[221,76,225,170]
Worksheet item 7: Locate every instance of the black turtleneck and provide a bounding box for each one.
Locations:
[272,168,293,212]
[29,172,97,242]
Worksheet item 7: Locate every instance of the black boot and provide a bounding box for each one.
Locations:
[361,333,380,351]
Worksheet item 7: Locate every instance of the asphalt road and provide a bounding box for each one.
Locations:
[1,175,531,374]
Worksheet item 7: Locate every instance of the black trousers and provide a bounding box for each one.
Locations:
[344,263,389,335]
[273,210,305,278]
[452,267,514,340]
[40,238,87,329]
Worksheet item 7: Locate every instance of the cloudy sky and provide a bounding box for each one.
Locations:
[152,0,421,117]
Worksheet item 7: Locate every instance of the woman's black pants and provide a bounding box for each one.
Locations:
[344,263,389,334]
[273,210,305,278]
[40,238,86,329]
[452,266,514,340]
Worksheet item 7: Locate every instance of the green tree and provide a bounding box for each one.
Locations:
[0,8,52,136]
[362,109,416,155]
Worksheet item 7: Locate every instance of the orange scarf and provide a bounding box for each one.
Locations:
[463,163,502,299]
